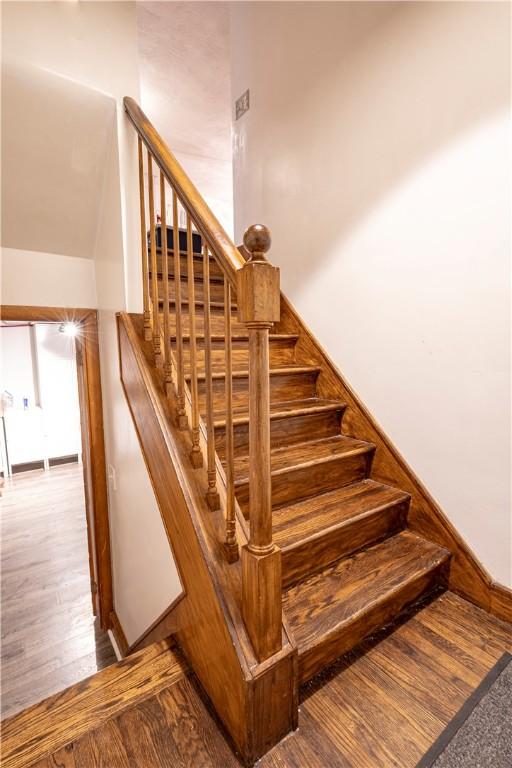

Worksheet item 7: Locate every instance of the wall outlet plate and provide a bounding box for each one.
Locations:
[235,89,250,120]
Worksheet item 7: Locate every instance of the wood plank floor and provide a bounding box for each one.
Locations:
[1,464,116,719]
[8,590,510,767]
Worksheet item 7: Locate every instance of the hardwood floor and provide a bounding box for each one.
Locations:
[1,464,116,719]
[4,591,510,767]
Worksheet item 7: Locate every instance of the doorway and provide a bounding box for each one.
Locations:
[0,306,114,719]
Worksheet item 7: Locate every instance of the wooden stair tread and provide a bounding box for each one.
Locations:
[158,299,238,311]
[273,480,410,550]
[171,333,298,344]
[1,638,188,768]
[233,434,374,481]
[282,531,450,654]
[214,397,344,427]
[186,364,321,382]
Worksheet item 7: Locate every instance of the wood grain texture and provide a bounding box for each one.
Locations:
[275,480,410,587]
[283,531,450,682]
[0,465,116,720]
[234,435,375,515]
[490,582,512,624]
[194,365,320,412]
[18,593,512,768]
[215,398,345,460]
[110,611,129,657]
[1,634,182,768]
[117,312,296,764]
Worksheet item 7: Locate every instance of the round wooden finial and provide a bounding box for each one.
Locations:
[243,224,271,261]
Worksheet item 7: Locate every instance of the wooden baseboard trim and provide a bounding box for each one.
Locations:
[48,453,79,467]
[11,460,45,474]
[109,610,129,658]
[490,582,512,624]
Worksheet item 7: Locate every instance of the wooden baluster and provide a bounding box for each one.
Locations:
[159,172,172,396]
[137,137,152,341]
[187,213,202,468]
[147,153,162,365]
[223,279,238,563]
[173,192,187,430]
[238,224,281,661]
[203,244,220,510]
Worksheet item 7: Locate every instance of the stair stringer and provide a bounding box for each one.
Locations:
[276,291,511,622]
[117,312,297,765]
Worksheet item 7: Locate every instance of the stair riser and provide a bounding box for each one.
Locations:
[197,370,319,413]
[149,253,224,281]
[182,338,296,378]
[153,277,230,304]
[298,561,449,683]
[165,313,245,336]
[216,408,344,461]
[236,449,374,515]
[282,499,409,588]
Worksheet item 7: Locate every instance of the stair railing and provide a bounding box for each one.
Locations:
[124,97,282,662]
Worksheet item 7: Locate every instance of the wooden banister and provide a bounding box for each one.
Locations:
[238,225,282,661]
[125,98,282,664]
[124,96,244,287]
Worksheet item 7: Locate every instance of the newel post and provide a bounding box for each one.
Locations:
[238,224,282,662]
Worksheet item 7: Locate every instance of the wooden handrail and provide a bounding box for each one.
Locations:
[124,97,283,664]
[124,96,244,287]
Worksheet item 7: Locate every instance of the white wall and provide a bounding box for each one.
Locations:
[231,1,511,585]
[0,326,45,466]
[1,1,181,643]
[0,324,81,466]
[1,248,97,309]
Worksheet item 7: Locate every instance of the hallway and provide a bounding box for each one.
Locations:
[1,464,116,719]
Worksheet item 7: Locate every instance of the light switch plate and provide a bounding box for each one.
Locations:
[235,89,250,120]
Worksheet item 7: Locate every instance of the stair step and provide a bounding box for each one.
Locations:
[149,250,224,282]
[282,531,451,683]
[162,309,246,335]
[177,334,297,375]
[190,365,321,412]
[234,435,375,513]
[275,480,411,587]
[153,275,229,304]
[158,298,238,312]
[215,398,345,459]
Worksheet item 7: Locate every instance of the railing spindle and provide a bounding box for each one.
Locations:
[187,213,202,468]
[173,191,187,430]
[137,138,152,341]
[159,172,172,395]
[203,245,220,510]
[223,279,238,563]
[147,153,162,365]
[126,98,283,664]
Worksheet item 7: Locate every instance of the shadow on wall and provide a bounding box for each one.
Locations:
[242,1,510,291]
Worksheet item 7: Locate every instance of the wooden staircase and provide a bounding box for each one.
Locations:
[153,246,452,687]
[117,97,511,765]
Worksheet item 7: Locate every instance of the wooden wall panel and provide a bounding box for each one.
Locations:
[117,312,296,764]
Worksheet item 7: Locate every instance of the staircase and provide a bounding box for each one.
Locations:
[118,97,511,765]
[153,240,452,686]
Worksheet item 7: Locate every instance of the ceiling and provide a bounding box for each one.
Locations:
[137,1,232,164]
